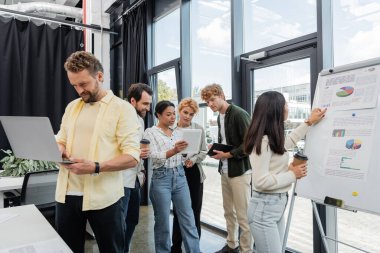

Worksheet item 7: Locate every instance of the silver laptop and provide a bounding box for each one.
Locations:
[0,116,72,164]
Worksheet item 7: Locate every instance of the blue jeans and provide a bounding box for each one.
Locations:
[172,164,203,253]
[121,180,141,253]
[247,191,288,253]
[150,166,200,253]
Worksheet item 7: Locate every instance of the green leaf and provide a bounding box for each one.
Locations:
[0,149,56,177]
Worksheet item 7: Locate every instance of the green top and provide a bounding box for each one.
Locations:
[217,104,252,177]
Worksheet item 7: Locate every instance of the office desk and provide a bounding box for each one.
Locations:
[0,176,24,208]
[0,205,72,252]
[0,176,94,236]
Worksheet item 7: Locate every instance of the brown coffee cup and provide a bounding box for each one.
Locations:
[292,152,308,166]
[140,139,150,149]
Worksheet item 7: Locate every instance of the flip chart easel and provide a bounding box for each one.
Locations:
[282,57,380,253]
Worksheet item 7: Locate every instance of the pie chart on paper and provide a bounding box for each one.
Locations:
[336,86,354,97]
[345,139,362,150]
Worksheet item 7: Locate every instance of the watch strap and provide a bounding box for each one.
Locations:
[94,162,100,174]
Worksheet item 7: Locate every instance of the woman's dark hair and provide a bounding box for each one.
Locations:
[244,91,286,155]
[154,100,175,118]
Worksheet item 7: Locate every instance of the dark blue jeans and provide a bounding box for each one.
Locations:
[55,195,125,253]
[121,180,141,253]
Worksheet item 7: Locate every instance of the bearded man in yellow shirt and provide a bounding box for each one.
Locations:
[55,51,141,253]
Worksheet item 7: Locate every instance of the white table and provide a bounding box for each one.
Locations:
[0,176,95,236]
[0,176,24,208]
[0,204,72,252]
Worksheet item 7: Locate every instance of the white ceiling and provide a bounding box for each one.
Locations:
[0,0,82,21]
[1,0,80,7]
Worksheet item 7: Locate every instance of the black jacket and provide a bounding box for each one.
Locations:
[217,104,251,177]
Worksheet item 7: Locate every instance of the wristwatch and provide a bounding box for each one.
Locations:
[93,162,100,175]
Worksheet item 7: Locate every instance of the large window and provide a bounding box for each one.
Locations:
[189,0,232,228]
[148,60,180,109]
[192,106,224,228]
[191,0,232,102]
[253,58,313,252]
[333,0,380,66]
[154,8,180,66]
[243,0,317,52]
[156,68,178,103]
[151,7,181,106]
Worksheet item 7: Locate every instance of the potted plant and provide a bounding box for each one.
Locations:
[0,149,58,177]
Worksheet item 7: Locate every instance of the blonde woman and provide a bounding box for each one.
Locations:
[171,98,207,253]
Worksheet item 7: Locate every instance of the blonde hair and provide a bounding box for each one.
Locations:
[200,83,225,101]
[178,98,199,113]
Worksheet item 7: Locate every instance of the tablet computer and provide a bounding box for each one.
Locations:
[207,143,234,156]
[177,129,202,154]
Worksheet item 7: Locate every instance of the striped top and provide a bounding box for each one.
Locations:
[143,126,183,169]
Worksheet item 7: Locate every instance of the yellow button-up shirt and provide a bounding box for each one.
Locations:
[55,90,141,211]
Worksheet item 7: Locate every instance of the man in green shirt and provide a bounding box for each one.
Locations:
[201,84,252,253]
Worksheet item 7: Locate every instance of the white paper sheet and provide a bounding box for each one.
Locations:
[315,65,380,111]
[322,110,377,180]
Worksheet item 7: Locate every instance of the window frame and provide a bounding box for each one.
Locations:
[147,58,181,106]
[241,34,324,253]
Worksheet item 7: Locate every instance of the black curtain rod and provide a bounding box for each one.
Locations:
[0,7,118,35]
[112,0,145,25]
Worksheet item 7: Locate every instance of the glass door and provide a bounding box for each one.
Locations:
[255,57,313,252]
[242,45,318,252]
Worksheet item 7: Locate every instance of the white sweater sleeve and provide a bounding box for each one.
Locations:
[284,122,309,150]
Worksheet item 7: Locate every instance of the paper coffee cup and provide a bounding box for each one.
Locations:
[140,139,150,149]
[292,152,308,166]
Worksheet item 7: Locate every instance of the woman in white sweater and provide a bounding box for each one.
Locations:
[244,91,326,253]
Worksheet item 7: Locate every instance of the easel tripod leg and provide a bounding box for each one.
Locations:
[282,181,297,253]
[312,201,331,253]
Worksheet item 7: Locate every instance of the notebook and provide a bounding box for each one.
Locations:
[207,143,234,156]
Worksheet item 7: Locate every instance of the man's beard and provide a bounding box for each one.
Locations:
[136,109,146,118]
[81,91,98,103]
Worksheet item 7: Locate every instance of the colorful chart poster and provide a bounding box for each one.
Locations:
[299,59,380,215]
[315,65,380,111]
[323,111,377,180]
